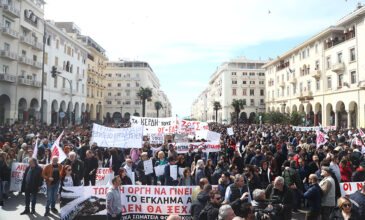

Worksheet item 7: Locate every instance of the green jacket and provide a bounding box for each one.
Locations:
[283,167,304,191]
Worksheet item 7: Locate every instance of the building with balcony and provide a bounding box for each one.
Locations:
[104,61,172,122]
[43,21,89,126]
[264,4,365,128]
[54,22,108,123]
[191,56,267,123]
[0,0,45,125]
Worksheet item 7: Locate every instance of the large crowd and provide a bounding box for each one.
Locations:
[0,121,365,220]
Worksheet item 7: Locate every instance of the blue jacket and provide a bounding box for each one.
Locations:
[303,183,321,211]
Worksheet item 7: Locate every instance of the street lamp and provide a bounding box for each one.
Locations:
[51,66,73,126]
[40,19,46,125]
[283,103,286,114]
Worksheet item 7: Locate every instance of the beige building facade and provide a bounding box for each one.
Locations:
[192,57,267,123]
[104,61,171,122]
[264,5,365,128]
[0,0,45,124]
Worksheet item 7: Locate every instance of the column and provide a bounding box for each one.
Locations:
[314,113,318,126]
[347,111,351,129]
[335,112,339,128]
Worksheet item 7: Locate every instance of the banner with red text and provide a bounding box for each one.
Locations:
[60,185,196,220]
[340,181,365,197]
[174,142,221,153]
[10,163,113,192]
[9,162,47,193]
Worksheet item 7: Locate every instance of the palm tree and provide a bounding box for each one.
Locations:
[154,101,163,118]
[231,99,245,126]
[213,101,221,123]
[137,87,152,117]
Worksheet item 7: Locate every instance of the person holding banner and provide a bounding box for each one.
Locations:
[20,158,43,215]
[154,151,167,185]
[42,156,62,216]
[136,152,153,185]
[164,156,179,186]
[117,168,132,185]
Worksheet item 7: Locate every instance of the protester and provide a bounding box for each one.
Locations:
[218,172,233,198]
[224,174,248,204]
[351,161,365,181]
[39,148,51,164]
[329,197,360,220]
[191,184,212,220]
[42,156,62,216]
[0,152,10,206]
[303,174,322,220]
[64,151,84,186]
[192,178,209,201]
[319,166,336,220]
[58,165,77,199]
[106,175,123,220]
[195,159,206,184]
[178,167,195,186]
[218,204,236,220]
[199,189,222,220]
[164,156,179,186]
[347,185,365,219]
[20,158,43,214]
[84,150,98,186]
[118,168,132,185]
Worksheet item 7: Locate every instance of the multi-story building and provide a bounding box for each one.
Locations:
[264,4,365,128]
[54,22,108,122]
[192,57,267,123]
[104,60,171,122]
[43,21,88,126]
[0,0,45,124]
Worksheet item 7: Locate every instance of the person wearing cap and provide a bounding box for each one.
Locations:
[351,161,365,182]
[319,166,336,220]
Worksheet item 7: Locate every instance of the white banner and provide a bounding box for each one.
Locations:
[179,120,209,134]
[10,162,46,193]
[196,130,221,142]
[61,185,197,220]
[91,123,143,148]
[95,168,114,186]
[174,142,220,153]
[292,126,336,132]
[131,116,179,135]
[149,133,164,145]
[340,181,365,197]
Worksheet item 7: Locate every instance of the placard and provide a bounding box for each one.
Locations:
[170,165,178,180]
[149,133,164,145]
[143,160,153,175]
[174,142,220,154]
[227,127,234,136]
[131,116,178,135]
[154,165,166,176]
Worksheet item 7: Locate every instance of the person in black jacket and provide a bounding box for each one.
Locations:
[58,165,77,201]
[0,154,10,206]
[84,150,98,186]
[198,190,221,220]
[108,148,121,176]
[265,176,293,220]
[20,158,43,215]
[191,184,212,220]
[303,174,322,220]
[329,197,360,220]
[63,152,84,186]
[351,162,365,182]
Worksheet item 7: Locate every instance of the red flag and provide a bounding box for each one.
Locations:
[51,131,67,163]
[316,130,327,148]
[358,128,365,138]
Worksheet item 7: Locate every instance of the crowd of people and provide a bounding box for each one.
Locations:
[0,121,365,220]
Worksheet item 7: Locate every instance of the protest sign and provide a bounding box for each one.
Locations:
[316,130,328,148]
[179,120,209,132]
[61,185,198,220]
[174,142,220,154]
[340,181,365,197]
[179,168,185,177]
[95,168,114,186]
[10,162,46,193]
[149,133,164,145]
[131,116,178,135]
[143,160,154,175]
[154,165,166,176]
[227,127,234,136]
[91,123,143,148]
[170,165,178,180]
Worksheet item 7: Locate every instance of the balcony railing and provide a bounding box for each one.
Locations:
[331,62,345,73]
[18,56,33,66]
[18,77,41,87]
[1,27,19,38]
[32,41,43,50]
[20,36,34,46]
[0,72,16,83]
[311,70,321,79]
[2,3,20,18]
[76,73,82,81]
[290,77,297,84]
[0,50,17,60]
[32,61,42,69]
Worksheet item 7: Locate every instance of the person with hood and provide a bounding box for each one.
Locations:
[20,158,43,214]
[198,190,222,220]
[191,184,212,220]
[282,160,304,212]
[303,174,322,220]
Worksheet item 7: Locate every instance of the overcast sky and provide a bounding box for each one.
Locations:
[45,0,363,118]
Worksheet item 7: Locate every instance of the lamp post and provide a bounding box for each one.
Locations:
[40,19,46,126]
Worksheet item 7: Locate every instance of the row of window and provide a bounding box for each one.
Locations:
[46,35,86,64]
[87,88,102,98]
[232,89,265,96]
[231,72,265,76]
[106,73,141,78]
[232,80,265,85]
[106,100,140,105]
[107,82,140,88]
[268,70,357,98]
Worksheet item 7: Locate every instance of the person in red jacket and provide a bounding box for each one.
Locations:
[339,159,352,182]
